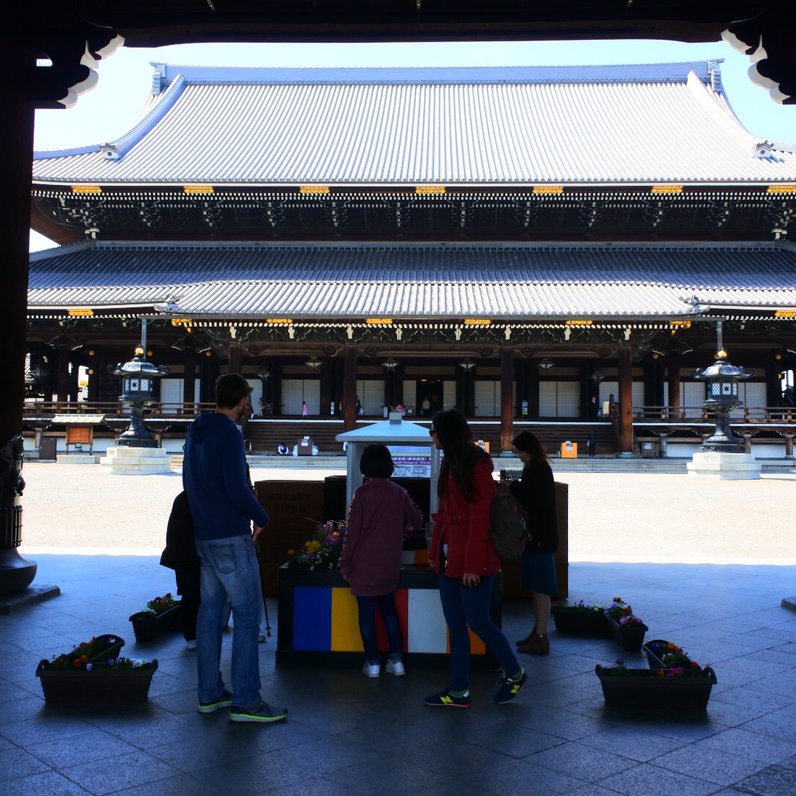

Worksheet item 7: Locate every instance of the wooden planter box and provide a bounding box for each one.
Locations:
[35,660,159,704]
[129,603,182,643]
[607,616,649,652]
[595,664,717,710]
[552,606,611,637]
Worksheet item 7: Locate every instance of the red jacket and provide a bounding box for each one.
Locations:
[430,455,500,578]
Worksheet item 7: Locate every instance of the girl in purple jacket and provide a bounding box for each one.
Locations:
[340,444,424,678]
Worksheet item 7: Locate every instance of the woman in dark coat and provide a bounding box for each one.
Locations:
[509,430,559,655]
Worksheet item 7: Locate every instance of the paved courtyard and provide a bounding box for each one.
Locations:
[1,461,795,794]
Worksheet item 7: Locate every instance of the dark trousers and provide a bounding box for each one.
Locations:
[356,593,403,663]
[175,565,201,642]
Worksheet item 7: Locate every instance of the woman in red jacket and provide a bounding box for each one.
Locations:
[425,409,527,708]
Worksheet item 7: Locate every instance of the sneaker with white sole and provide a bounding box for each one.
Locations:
[362,661,381,678]
[385,660,406,676]
[229,701,288,724]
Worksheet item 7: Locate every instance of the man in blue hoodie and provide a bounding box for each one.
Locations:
[183,373,287,723]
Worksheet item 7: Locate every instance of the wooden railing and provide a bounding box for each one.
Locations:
[23,400,216,418]
[633,406,796,424]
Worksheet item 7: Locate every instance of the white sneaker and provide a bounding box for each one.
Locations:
[185,639,197,651]
[385,660,406,676]
[362,662,381,678]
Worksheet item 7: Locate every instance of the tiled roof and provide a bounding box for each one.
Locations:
[27,241,796,319]
[32,62,796,186]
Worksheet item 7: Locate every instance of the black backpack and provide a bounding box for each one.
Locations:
[490,494,530,560]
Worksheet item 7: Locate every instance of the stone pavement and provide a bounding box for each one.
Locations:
[2,463,796,794]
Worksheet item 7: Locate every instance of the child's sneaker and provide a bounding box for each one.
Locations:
[385,659,406,676]
[197,688,233,714]
[362,661,381,678]
[494,669,528,704]
[229,701,288,723]
[423,689,471,708]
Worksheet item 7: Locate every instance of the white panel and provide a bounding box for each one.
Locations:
[632,381,645,415]
[443,380,457,410]
[734,382,767,419]
[474,380,496,417]
[362,380,385,415]
[401,378,414,408]
[159,378,183,414]
[303,380,321,414]
[599,381,619,406]
[281,379,303,414]
[407,590,448,653]
[538,381,557,417]
[682,382,704,418]
[247,379,262,418]
[557,382,580,418]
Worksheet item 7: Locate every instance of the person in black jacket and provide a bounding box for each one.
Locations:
[160,491,202,649]
[507,431,559,655]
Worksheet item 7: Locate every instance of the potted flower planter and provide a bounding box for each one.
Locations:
[129,602,182,643]
[607,616,649,652]
[36,659,159,704]
[595,664,717,710]
[642,639,703,672]
[552,605,611,637]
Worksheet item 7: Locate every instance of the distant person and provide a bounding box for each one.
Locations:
[356,396,363,416]
[586,431,597,458]
[301,401,309,417]
[426,409,527,708]
[509,430,559,656]
[589,395,600,419]
[421,397,431,416]
[183,373,287,724]
[340,444,423,678]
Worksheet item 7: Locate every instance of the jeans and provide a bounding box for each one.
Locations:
[194,534,262,708]
[356,593,403,663]
[438,572,520,692]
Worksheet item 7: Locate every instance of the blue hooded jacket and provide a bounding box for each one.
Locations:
[182,412,269,540]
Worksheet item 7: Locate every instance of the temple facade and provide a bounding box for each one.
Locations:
[27,61,796,456]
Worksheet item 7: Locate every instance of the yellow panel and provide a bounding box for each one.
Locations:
[330,588,363,652]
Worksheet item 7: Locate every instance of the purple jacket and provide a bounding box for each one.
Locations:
[339,479,423,597]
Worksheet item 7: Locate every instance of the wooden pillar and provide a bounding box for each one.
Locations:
[227,341,242,375]
[343,346,357,430]
[0,70,37,594]
[320,359,334,417]
[667,352,681,418]
[56,344,70,403]
[618,343,633,454]
[527,362,540,418]
[499,347,514,452]
[182,348,196,409]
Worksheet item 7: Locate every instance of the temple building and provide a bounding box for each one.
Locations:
[26,60,796,456]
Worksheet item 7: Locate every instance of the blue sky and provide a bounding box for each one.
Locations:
[31,38,795,251]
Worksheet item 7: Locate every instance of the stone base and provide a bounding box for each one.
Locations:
[687,451,761,480]
[100,446,172,475]
[0,584,60,613]
[58,454,97,465]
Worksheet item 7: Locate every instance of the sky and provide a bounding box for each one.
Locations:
[30,37,796,251]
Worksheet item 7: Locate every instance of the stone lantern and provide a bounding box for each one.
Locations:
[691,322,754,452]
[687,321,760,479]
[109,346,168,447]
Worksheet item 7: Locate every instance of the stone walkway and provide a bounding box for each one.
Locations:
[1,462,795,794]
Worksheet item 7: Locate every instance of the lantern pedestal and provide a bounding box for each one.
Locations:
[100,446,172,475]
[687,451,761,480]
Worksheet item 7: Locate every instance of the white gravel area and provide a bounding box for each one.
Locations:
[17,461,796,564]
